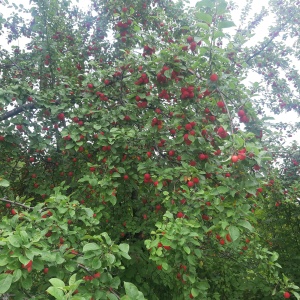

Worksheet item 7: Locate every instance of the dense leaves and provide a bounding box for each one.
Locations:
[0,0,299,299]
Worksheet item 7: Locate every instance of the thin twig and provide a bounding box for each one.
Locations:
[0,198,33,210]
[216,88,234,136]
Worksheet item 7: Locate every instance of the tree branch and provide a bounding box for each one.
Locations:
[0,197,33,210]
[0,103,36,121]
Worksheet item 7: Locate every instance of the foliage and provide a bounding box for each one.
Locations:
[0,0,299,299]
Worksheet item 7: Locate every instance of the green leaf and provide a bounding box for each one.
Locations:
[237,220,253,232]
[195,12,212,24]
[118,243,129,253]
[0,178,10,187]
[196,0,215,8]
[0,274,13,294]
[183,246,191,254]
[292,291,300,300]
[21,276,32,289]
[107,293,119,300]
[218,21,235,29]
[106,253,116,264]
[228,226,240,241]
[124,282,145,300]
[199,280,210,290]
[12,269,22,282]
[196,23,210,30]
[69,274,77,286]
[7,235,21,247]
[46,286,65,299]
[49,278,65,288]
[82,207,94,218]
[270,252,279,262]
[83,243,101,252]
[217,186,229,194]
[65,143,74,149]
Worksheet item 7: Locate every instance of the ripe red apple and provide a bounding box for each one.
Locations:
[231,155,239,163]
[187,36,194,43]
[177,212,184,218]
[123,174,129,180]
[57,113,65,121]
[43,267,49,274]
[283,292,291,299]
[217,101,225,108]
[16,125,23,131]
[189,39,197,49]
[168,150,175,156]
[210,73,218,81]
[238,109,245,117]
[87,83,93,89]
[187,181,194,188]
[226,234,232,242]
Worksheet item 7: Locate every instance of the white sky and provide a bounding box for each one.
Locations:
[1,0,299,143]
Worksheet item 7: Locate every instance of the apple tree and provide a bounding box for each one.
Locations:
[0,0,299,299]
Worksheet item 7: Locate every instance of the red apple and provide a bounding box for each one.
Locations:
[177,212,184,218]
[57,113,65,121]
[231,155,239,163]
[210,73,218,81]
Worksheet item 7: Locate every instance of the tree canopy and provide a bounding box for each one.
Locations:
[0,0,299,299]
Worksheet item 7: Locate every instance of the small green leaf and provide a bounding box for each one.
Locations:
[83,243,101,252]
[195,12,212,24]
[0,274,13,294]
[183,246,191,254]
[118,243,129,253]
[196,0,215,8]
[218,21,235,29]
[124,282,145,300]
[228,226,240,241]
[106,253,115,264]
[238,220,253,232]
[49,278,65,288]
[69,274,77,286]
[7,235,21,247]
[217,186,229,194]
[46,286,64,299]
[12,269,22,282]
[0,178,10,187]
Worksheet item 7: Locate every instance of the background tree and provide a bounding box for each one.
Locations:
[0,0,299,299]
